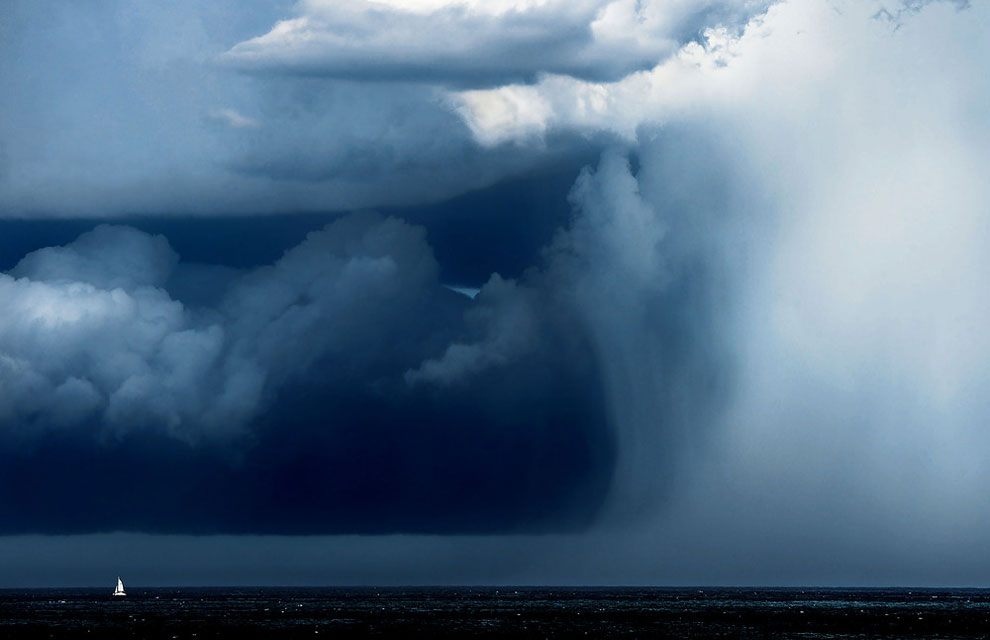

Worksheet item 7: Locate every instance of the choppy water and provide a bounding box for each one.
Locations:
[2,587,989,638]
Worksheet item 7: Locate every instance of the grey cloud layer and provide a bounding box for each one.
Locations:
[222,0,771,87]
[0,0,772,217]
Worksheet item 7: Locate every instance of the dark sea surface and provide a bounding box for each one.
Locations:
[2,587,990,638]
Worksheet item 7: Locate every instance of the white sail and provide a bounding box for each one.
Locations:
[113,577,127,596]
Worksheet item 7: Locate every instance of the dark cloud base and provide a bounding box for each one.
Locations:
[0,360,612,535]
[0,175,615,535]
[0,148,728,536]
[0,160,588,281]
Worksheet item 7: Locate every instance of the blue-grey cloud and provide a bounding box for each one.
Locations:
[553,0,990,570]
[0,215,447,440]
[0,209,620,533]
[0,1,578,216]
[221,0,772,87]
[0,137,735,535]
[0,0,776,218]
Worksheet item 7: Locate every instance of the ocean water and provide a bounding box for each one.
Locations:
[2,587,989,638]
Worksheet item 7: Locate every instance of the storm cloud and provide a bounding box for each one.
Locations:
[2,0,990,587]
[0,210,619,533]
[0,134,730,535]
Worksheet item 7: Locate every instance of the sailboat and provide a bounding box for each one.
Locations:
[113,577,127,597]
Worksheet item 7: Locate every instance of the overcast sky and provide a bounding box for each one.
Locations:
[2,0,989,586]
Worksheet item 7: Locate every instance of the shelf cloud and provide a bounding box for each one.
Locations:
[220,0,772,87]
